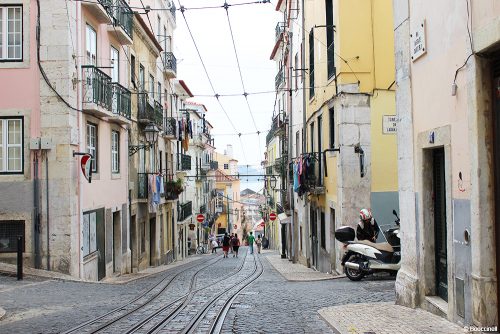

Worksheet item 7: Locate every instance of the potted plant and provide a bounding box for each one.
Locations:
[165,178,183,200]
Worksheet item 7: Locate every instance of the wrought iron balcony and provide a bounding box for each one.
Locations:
[111,82,131,120]
[266,166,273,176]
[81,0,113,24]
[210,161,218,170]
[275,22,285,42]
[275,67,284,90]
[163,175,182,200]
[178,201,193,221]
[164,117,177,138]
[179,153,191,171]
[162,52,177,78]
[302,152,325,194]
[82,65,112,113]
[200,204,207,214]
[137,172,148,199]
[169,2,176,24]
[109,0,133,44]
[154,100,163,129]
[138,93,162,128]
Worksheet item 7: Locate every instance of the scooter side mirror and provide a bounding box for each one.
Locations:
[392,209,397,216]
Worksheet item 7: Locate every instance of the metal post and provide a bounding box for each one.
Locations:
[17,236,23,280]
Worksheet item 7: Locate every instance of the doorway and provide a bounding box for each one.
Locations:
[112,211,121,273]
[96,209,105,281]
[433,148,448,301]
[149,217,156,266]
[310,206,318,268]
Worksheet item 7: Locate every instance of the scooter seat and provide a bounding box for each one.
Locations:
[348,240,394,253]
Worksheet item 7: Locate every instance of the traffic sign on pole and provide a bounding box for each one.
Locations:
[196,214,204,223]
[269,212,277,221]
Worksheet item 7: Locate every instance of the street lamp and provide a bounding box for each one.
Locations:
[269,176,277,190]
[129,123,160,156]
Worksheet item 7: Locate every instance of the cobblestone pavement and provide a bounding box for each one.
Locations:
[319,302,467,334]
[220,251,396,334]
[0,249,397,333]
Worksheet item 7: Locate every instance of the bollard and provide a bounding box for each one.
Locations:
[17,236,23,280]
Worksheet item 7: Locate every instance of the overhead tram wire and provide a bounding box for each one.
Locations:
[176,0,249,165]
[223,1,265,163]
[73,0,270,12]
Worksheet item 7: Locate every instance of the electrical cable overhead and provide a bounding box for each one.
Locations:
[223,1,263,163]
[72,0,270,12]
[177,0,250,165]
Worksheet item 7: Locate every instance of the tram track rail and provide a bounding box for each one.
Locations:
[126,251,250,334]
[62,254,223,334]
[154,253,263,334]
[207,254,264,334]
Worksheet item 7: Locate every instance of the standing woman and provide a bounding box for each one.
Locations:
[232,235,241,257]
[222,232,231,258]
[256,235,262,254]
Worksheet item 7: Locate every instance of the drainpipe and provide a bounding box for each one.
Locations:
[33,152,41,269]
[288,20,296,263]
[301,0,308,264]
[46,153,50,271]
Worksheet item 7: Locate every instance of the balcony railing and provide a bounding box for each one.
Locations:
[82,65,112,110]
[162,52,177,75]
[275,22,285,42]
[111,82,131,119]
[210,161,218,170]
[111,0,133,38]
[178,201,193,221]
[179,153,191,171]
[137,172,148,199]
[154,100,163,129]
[275,67,284,90]
[302,152,324,193]
[266,166,273,176]
[169,2,176,23]
[200,204,206,214]
[164,117,177,137]
[138,93,162,128]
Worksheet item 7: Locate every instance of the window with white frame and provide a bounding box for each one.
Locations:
[111,130,119,173]
[0,118,23,173]
[149,74,155,101]
[86,123,97,172]
[0,6,22,61]
[110,46,119,82]
[85,24,97,66]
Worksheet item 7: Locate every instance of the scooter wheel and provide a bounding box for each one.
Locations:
[345,255,365,281]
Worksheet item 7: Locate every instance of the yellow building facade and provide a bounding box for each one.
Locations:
[301,0,398,272]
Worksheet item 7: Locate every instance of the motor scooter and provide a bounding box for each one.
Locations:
[335,210,400,281]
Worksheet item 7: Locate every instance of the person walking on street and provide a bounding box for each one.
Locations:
[232,235,241,257]
[256,235,262,254]
[229,233,235,254]
[222,232,231,258]
[247,231,255,254]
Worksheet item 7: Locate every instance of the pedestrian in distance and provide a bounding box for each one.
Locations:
[247,231,255,254]
[229,233,235,254]
[256,235,262,254]
[232,235,241,257]
[222,232,231,258]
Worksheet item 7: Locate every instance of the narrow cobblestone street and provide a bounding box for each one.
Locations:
[0,248,395,333]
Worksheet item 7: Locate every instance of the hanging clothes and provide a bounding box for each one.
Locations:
[153,175,161,204]
[293,162,299,192]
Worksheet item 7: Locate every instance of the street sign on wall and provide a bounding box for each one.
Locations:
[196,214,204,223]
[269,212,277,221]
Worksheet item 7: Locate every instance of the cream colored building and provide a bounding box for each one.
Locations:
[393,0,500,327]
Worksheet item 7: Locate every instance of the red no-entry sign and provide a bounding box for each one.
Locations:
[270,212,277,221]
[196,214,204,223]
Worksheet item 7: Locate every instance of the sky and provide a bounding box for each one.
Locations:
[174,0,282,172]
